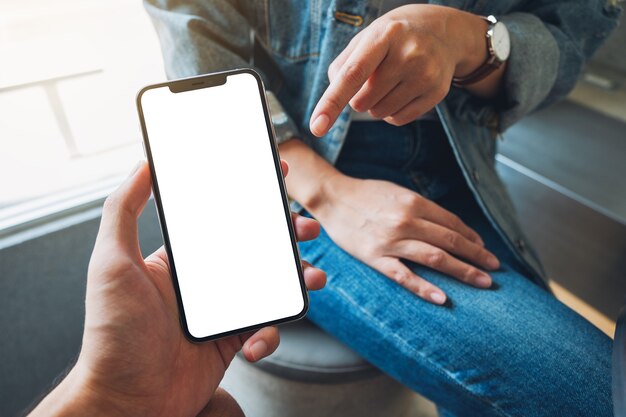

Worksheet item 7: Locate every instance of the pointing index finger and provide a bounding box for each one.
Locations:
[310,35,389,137]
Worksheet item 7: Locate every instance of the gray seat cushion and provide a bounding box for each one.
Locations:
[251,319,379,383]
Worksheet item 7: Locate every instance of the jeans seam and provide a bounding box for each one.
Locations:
[335,286,513,417]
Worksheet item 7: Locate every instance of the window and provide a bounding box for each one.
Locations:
[0,0,165,233]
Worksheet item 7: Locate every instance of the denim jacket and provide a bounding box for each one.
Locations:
[144,0,620,288]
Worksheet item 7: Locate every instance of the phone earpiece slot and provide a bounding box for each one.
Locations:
[169,74,227,93]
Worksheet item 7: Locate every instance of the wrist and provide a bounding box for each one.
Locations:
[450,10,490,78]
[299,163,346,214]
[278,139,344,215]
[29,363,128,417]
[29,366,111,417]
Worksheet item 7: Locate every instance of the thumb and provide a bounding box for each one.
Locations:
[95,161,152,259]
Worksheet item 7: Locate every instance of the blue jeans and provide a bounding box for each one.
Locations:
[298,121,612,417]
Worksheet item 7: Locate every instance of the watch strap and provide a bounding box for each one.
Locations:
[452,57,501,87]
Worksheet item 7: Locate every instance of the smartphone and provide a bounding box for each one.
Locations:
[136,69,308,342]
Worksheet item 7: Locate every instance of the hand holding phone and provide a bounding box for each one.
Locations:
[27,161,326,417]
[137,69,311,341]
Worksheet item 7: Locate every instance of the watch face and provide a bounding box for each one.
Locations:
[491,22,511,61]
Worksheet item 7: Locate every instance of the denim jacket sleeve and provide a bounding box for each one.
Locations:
[449,0,622,132]
[143,0,301,144]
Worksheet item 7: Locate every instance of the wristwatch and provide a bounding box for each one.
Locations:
[452,15,510,87]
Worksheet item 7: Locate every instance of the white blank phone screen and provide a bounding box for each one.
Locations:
[140,72,305,339]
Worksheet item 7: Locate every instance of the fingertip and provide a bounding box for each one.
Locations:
[473,271,493,288]
[243,327,280,362]
[428,291,447,305]
[280,160,289,177]
[127,160,151,190]
[304,216,321,235]
[133,159,150,176]
[304,266,327,291]
[241,343,255,362]
[127,161,144,178]
[485,254,500,270]
[294,215,321,241]
[310,113,330,137]
[248,340,268,362]
[100,160,151,237]
[349,97,366,113]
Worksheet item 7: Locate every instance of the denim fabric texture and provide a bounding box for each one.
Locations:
[299,121,613,416]
[144,0,620,287]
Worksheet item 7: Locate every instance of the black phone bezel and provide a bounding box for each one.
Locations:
[136,68,309,343]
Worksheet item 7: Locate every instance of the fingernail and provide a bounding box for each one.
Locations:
[486,254,500,270]
[128,161,144,178]
[429,292,446,305]
[476,273,492,288]
[311,114,330,135]
[249,340,268,361]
